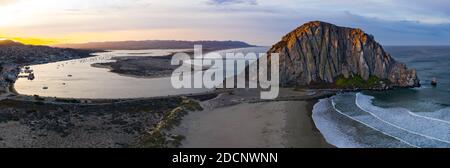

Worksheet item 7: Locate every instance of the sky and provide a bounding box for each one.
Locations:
[0,0,449,46]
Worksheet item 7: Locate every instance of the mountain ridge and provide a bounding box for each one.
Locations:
[54,40,256,50]
[0,39,25,47]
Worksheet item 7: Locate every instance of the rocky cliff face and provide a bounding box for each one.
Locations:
[268,21,420,88]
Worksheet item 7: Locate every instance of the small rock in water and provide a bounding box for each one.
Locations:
[431,78,438,86]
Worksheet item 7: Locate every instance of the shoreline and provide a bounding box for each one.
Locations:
[0,50,220,147]
[284,99,334,148]
[90,53,178,79]
[0,81,219,147]
[1,47,339,148]
[0,95,205,148]
[171,88,335,148]
[88,48,226,79]
[2,79,336,148]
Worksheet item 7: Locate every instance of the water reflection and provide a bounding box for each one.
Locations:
[14,47,268,99]
[14,49,208,99]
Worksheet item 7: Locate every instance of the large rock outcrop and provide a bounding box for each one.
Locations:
[268,21,420,88]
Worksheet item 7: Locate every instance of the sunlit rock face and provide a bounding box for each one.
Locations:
[268,21,420,88]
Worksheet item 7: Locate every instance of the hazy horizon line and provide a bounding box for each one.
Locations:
[3,37,450,47]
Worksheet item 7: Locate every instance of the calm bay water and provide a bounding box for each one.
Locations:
[14,49,209,99]
[14,47,268,99]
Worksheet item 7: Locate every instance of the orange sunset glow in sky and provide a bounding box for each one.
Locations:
[1,0,449,46]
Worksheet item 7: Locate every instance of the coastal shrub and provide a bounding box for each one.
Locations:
[55,98,81,104]
[181,99,203,111]
[34,101,45,105]
[335,75,383,89]
[168,134,186,147]
[138,98,202,148]
[140,131,167,148]
[26,109,38,113]
[33,95,45,101]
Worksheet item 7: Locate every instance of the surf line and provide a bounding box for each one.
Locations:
[358,93,450,125]
[407,111,450,125]
[355,93,450,144]
[330,98,419,148]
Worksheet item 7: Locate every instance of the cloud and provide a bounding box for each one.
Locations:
[304,11,450,45]
[208,0,258,5]
[2,0,450,45]
[0,0,15,5]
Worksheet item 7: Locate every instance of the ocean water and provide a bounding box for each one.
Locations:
[313,46,450,148]
[369,46,450,112]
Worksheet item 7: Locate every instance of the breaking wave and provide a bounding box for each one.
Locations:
[312,92,450,148]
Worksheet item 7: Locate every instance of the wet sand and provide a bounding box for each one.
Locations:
[172,89,333,148]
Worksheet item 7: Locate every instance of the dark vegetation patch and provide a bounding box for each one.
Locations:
[137,98,203,148]
[334,75,390,89]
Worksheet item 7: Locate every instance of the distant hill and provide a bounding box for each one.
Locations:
[53,40,256,50]
[0,40,96,65]
[0,40,24,47]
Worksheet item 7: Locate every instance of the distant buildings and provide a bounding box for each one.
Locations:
[0,43,96,91]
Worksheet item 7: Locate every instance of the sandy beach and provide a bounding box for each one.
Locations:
[171,89,333,148]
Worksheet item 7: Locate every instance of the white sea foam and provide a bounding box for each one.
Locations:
[312,98,416,148]
[312,99,367,148]
[330,95,422,148]
[313,93,450,148]
[416,109,450,123]
[355,93,450,143]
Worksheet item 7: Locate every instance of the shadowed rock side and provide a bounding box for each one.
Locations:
[267,21,420,89]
